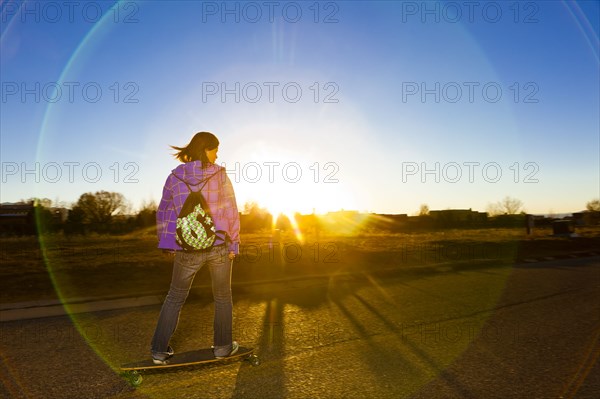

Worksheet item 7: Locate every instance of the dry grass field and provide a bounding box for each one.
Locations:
[2,226,599,304]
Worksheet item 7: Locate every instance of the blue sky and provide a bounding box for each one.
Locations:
[1,0,598,215]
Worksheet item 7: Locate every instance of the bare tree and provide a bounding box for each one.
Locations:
[243,201,268,216]
[241,201,271,232]
[586,199,600,212]
[72,191,126,224]
[487,196,524,216]
[136,199,157,228]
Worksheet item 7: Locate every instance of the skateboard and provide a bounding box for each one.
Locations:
[120,347,259,386]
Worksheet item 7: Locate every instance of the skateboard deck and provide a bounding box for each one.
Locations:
[120,347,259,386]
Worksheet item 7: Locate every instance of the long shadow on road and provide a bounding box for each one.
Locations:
[231,297,287,399]
[228,266,481,398]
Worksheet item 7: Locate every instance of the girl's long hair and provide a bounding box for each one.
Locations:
[171,132,219,164]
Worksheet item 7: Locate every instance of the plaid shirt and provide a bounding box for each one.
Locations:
[156,161,240,254]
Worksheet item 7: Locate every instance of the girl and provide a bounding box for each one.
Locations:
[151,131,240,363]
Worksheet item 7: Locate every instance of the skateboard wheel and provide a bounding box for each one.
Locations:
[127,371,143,387]
[249,354,260,367]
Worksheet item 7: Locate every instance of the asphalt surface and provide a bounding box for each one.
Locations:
[1,256,599,398]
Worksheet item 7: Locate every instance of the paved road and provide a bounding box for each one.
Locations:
[1,257,598,398]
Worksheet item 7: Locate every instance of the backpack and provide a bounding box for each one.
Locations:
[174,171,225,251]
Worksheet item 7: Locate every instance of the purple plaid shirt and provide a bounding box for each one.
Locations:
[156,161,240,254]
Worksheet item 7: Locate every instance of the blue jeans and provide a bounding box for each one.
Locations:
[151,245,234,356]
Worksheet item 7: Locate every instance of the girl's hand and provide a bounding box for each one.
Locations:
[228,251,236,260]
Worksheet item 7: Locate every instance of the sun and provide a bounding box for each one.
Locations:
[257,180,340,216]
[245,180,345,244]
[227,134,361,223]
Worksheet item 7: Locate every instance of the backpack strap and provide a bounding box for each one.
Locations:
[172,169,222,194]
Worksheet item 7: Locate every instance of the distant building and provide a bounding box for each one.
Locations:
[572,210,600,226]
[428,209,488,227]
[0,203,69,235]
[0,203,35,235]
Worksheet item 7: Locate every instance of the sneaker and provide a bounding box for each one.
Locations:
[152,346,175,365]
[214,341,239,359]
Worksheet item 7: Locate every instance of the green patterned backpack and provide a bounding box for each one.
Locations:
[174,171,225,251]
